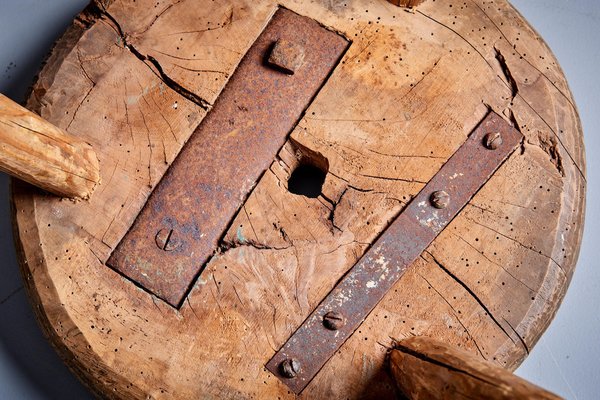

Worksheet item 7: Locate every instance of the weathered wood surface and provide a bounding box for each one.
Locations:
[12,0,585,398]
[390,336,561,399]
[0,93,99,199]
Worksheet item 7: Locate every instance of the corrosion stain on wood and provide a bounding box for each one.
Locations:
[11,0,585,398]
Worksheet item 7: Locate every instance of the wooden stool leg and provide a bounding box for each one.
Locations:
[389,336,562,400]
[0,93,99,199]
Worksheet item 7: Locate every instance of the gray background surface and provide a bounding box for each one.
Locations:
[0,1,598,399]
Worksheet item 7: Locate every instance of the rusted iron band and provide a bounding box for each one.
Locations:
[266,112,523,393]
[107,8,349,307]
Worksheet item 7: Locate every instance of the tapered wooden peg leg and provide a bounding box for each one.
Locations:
[0,93,100,199]
[390,336,562,400]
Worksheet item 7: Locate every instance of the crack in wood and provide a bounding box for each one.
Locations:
[503,317,530,355]
[537,131,565,176]
[494,47,518,101]
[417,273,487,359]
[424,251,518,347]
[470,0,576,110]
[91,2,212,110]
[416,5,583,181]
[494,49,566,177]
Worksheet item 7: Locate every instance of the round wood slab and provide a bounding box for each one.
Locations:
[12,0,585,398]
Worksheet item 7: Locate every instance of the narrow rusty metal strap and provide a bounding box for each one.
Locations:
[266,112,523,393]
[107,8,349,307]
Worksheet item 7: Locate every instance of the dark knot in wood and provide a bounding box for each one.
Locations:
[387,0,427,8]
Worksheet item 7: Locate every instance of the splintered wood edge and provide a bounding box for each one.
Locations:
[11,0,586,398]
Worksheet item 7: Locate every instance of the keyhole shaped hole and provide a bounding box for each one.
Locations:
[288,164,327,198]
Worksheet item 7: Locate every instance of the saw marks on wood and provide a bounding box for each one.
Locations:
[13,0,585,398]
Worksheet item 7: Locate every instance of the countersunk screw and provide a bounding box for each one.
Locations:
[483,132,503,150]
[323,311,345,331]
[268,39,305,75]
[279,358,301,378]
[430,190,450,209]
[155,229,181,251]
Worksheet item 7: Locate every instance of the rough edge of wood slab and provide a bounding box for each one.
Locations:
[507,0,587,346]
[12,2,144,398]
[10,182,144,400]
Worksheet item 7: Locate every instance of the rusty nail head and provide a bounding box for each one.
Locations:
[155,229,180,251]
[323,311,345,330]
[268,39,305,74]
[484,132,503,150]
[279,358,301,378]
[430,191,450,209]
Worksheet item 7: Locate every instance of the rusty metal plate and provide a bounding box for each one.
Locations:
[266,112,523,393]
[107,8,349,307]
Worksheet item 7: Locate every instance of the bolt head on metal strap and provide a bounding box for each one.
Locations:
[268,39,306,74]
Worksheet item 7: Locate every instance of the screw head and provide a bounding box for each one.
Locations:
[268,39,305,75]
[430,190,450,209]
[279,358,301,378]
[483,132,503,150]
[155,229,181,251]
[323,311,346,331]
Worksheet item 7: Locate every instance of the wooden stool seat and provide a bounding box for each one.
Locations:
[10,0,584,398]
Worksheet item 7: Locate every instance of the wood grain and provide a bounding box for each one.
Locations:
[0,93,99,199]
[11,0,585,398]
[390,336,561,399]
